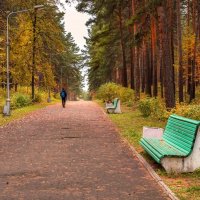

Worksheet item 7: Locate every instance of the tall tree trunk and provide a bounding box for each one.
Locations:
[14,83,18,92]
[169,0,176,96]
[177,0,184,102]
[141,43,145,93]
[130,47,135,89]
[129,1,135,89]
[160,57,164,98]
[151,16,158,97]
[135,46,140,99]
[145,41,152,96]
[157,1,175,109]
[157,17,164,98]
[132,0,140,99]
[187,0,192,94]
[118,6,128,87]
[190,0,199,101]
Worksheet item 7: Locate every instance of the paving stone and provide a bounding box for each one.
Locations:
[0,101,169,200]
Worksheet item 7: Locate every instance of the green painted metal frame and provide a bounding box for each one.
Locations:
[140,115,200,163]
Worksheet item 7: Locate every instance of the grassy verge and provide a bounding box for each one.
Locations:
[0,100,59,127]
[97,100,200,200]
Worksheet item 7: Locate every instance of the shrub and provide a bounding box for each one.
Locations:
[139,98,200,121]
[96,82,134,104]
[0,89,6,110]
[34,91,48,103]
[34,93,43,103]
[139,98,167,120]
[96,82,120,101]
[11,94,32,109]
[53,93,61,100]
[150,99,168,120]
[119,87,134,105]
[0,88,6,98]
[138,98,152,117]
[173,104,200,120]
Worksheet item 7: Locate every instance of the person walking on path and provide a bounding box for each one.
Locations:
[60,88,67,108]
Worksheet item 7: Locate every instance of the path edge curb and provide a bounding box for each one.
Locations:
[96,102,179,200]
[124,139,179,200]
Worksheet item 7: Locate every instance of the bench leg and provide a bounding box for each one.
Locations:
[107,108,114,114]
[161,128,200,173]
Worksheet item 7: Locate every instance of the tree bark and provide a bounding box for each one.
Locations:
[151,16,158,97]
[187,0,192,95]
[132,0,140,99]
[177,0,184,102]
[157,1,175,109]
[190,0,199,101]
[118,5,128,87]
[129,0,135,89]
[141,43,145,93]
[145,41,152,96]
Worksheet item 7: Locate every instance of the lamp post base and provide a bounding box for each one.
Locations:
[3,99,11,116]
[47,97,51,103]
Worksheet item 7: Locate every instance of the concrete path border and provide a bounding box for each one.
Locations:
[124,140,179,200]
[99,103,179,200]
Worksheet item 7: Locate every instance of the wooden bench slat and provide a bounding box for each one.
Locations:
[170,114,200,125]
[165,126,196,140]
[140,114,200,163]
[144,138,184,155]
[140,139,162,163]
[167,120,196,132]
[164,130,194,147]
[163,115,199,154]
[163,134,191,154]
[140,138,186,164]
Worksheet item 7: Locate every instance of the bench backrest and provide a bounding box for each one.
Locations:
[113,98,119,108]
[163,115,200,155]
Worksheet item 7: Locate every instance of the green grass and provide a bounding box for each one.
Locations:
[97,100,200,200]
[187,186,200,193]
[109,105,166,151]
[0,100,59,127]
[0,87,60,126]
[159,169,200,200]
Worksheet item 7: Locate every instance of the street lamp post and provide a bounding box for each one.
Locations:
[3,5,44,116]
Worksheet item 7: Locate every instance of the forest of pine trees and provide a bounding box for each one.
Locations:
[0,0,200,108]
[75,0,200,108]
[0,0,82,100]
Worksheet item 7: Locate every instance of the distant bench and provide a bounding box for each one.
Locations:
[106,98,121,114]
[140,114,200,173]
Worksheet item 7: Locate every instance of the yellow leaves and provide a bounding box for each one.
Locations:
[182,28,195,59]
[181,26,200,80]
[38,62,56,88]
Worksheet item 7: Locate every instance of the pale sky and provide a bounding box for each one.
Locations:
[60,0,90,50]
[59,0,90,91]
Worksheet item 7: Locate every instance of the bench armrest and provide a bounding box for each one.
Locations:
[142,126,164,139]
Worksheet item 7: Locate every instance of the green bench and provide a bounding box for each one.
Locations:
[140,115,200,172]
[106,98,121,114]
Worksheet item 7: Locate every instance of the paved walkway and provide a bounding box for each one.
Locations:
[0,101,169,200]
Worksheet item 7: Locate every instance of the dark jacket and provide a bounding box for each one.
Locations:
[60,89,67,99]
